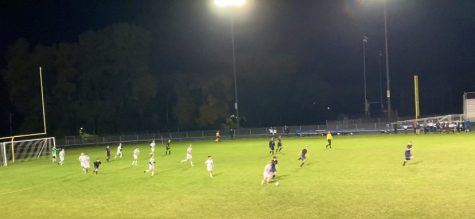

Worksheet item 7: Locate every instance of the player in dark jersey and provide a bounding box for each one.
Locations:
[298,146,308,167]
[276,135,283,152]
[165,139,171,155]
[93,159,102,174]
[403,143,413,166]
[106,146,111,162]
[269,138,275,155]
[271,156,278,178]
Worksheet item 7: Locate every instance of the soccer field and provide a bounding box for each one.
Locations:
[1,133,475,218]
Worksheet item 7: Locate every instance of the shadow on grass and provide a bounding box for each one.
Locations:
[409,160,423,165]
[213,172,223,177]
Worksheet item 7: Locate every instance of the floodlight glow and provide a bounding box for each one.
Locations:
[214,0,246,8]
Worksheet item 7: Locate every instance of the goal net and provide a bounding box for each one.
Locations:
[0,137,55,166]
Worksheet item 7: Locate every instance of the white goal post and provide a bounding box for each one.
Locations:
[0,137,56,167]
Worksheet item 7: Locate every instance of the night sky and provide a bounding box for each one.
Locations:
[1,0,475,135]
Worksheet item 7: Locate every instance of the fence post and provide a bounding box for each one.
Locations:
[202,131,204,137]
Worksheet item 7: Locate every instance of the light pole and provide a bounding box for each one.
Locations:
[363,35,369,117]
[214,0,246,129]
[383,0,392,122]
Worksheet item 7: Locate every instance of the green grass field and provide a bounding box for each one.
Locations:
[1,133,475,218]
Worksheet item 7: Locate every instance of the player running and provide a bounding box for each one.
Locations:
[215,130,221,143]
[325,131,333,149]
[132,147,140,166]
[181,144,194,166]
[298,146,308,167]
[150,140,156,155]
[51,146,59,163]
[165,139,171,155]
[78,153,90,173]
[115,143,123,159]
[58,148,65,165]
[269,137,275,155]
[93,159,102,175]
[106,146,111,162]
[205,156,214,178]
[403,143,413,166]
[261,161,273,184]
[270,156,278,178]
[144,155,155,176]
[276,135,283,152]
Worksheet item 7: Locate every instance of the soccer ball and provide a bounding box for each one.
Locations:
[275,182,279,186]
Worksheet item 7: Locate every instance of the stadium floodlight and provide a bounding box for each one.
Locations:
[213,0,248,130]
[214,0,246,8]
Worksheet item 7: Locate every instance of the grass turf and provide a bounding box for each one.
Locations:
[1,133,475,218]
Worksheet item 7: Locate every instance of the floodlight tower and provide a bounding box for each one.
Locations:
[383,0,392,121]
[214,0,246,129]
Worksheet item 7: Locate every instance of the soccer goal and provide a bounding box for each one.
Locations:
[0,137,56,167]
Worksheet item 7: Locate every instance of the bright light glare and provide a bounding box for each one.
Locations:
[214,0,246,7]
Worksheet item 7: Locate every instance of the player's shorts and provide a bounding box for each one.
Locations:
[94,167,99,171]
[186,154,192,160]
[207,167,213,172]
[60,157,64,161]
[301,156,306,161]
[134,155,138,160]
[149,165,155,170]
[405,156,412,160]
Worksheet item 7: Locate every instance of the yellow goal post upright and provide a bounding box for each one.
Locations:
[0,66,50,166]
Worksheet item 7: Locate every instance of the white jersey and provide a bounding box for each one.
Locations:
[148,158,155,170]
[79,155,90,168]
[263,164,272,178]
[150,141,156,150]
[133,149,140,159]
[117,145,122,154]
[186,147,192,160]
[205,159,213,171]
[59,150,65,158]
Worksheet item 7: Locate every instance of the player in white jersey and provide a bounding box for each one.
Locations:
[115,143,123,159]
[58,148,65,165]
[181,144,194,166]
[78,153,90,173]
[144,155,155,176]
[205,156,214,178]
[132,148,140,166]
[261,161,273,184]
[150,140,156,155]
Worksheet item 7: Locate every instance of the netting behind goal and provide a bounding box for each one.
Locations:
[0,137,55,166]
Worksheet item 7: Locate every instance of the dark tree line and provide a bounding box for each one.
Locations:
[2,23,236,136]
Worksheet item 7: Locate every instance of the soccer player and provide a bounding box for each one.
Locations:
[261,161,273,184]
[115,143,123,159]
[144,155,155,176]
[181,144,194,166]
[205,156,214,178]
[276,135,283,152]
[132,147,140,166]
[403,143,413,166]
[58,148,65,165]
[269,137,275,155]
[93,159,102,175]
[215,130,221,143]
[150,140,156,155]
[165,139,171,155]
[270,156,278,178]
[51,146,59,163]
[78,153,90,173]
[106,146,111,162]
[325,131,333,149]
[298,146,308,167]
